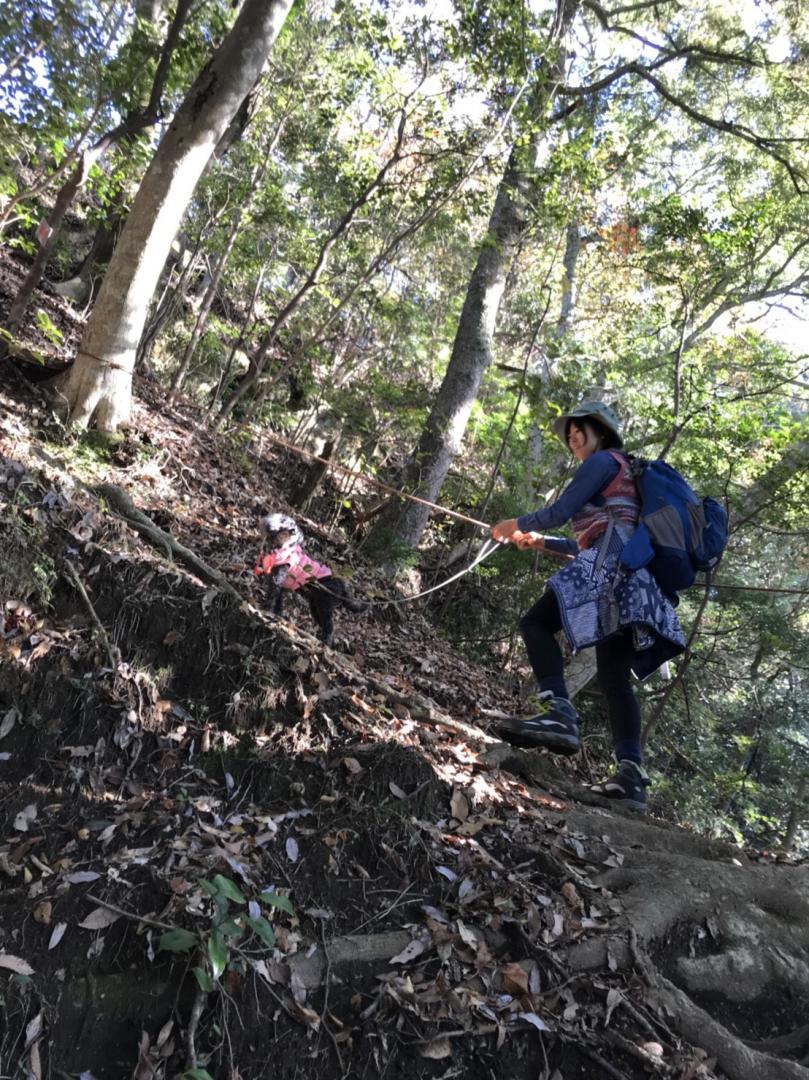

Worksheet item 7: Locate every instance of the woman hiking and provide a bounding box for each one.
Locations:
[491,401,685,812]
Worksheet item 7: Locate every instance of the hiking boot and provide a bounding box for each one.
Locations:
[497,695,581,755]
[590,759,649,813]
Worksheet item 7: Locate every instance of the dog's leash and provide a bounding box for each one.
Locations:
[311,537,503,607]
[254,430,809,599]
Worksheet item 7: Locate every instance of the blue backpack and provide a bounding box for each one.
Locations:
[618,456,727,594]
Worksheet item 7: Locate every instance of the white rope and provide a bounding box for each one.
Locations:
[394,538,501,604]
[312,538,502,608]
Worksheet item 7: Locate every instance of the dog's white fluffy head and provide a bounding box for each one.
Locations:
[260,512,303,547]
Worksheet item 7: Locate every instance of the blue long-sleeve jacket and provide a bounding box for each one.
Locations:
[517,451,621,556]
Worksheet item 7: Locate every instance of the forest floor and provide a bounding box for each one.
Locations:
[1,272,809,1080]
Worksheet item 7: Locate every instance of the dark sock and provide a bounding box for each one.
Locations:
[538,675,569,701]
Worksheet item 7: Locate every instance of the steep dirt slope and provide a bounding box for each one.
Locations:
[1,373,807,1080]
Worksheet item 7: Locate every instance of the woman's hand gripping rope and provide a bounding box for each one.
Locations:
[491,518,547,551]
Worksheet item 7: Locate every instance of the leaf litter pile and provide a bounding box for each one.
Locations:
[0,378,737,1080]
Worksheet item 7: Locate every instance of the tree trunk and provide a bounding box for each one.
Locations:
[168,120,282,400]
[5,150,103,330]
[556,220,581,336]
[167,215,241,399]
[62,0,293,431]
[206,262,267,416]
[4,0,194,331]
[52,195,127,306]
[370,0,578,550]
[731,436,809,532]
[780,770,808,855]
[136,208,222,372]
[291,438,336,510]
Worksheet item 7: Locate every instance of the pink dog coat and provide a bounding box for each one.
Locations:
[254,543,332,591]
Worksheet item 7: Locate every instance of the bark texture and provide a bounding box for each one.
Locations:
[374,0,578,550]
[5,0,193,331]
[63,0,293,431]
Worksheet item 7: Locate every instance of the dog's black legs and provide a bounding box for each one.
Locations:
[305,584,335,645]
[265,565,290,616]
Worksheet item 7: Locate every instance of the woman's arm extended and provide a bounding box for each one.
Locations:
[516,451,620,533]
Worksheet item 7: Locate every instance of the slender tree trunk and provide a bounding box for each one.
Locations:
[291,438,336,510]
[206,263,267,416]
[780,771,808,855]
[52,192,127,306]
[0,39,44,86]
[136,203,225,371]
[370,0,578,551]
[168,216,241,398]
[62,0,294,431]
[168,120,282,399]
[5,0,194,331]
[556,220,581,335]
[731,437,809,532]
[5,150,104,329]
[217,108,409,422]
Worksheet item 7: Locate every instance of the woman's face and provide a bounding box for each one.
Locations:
[567,420,602,462]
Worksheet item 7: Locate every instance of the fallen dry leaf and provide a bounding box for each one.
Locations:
[78,907,120,931]
[560,881,584,912]
[640,1041,665,1058]
[389,938,427,965]
[25,1011,44,1046]
[0,953,34,976]
[456,817,500,837]
[420,1036,452,1060]
[33,900,52,924]
[450,788,469,822]
[500,962,530,996]
[13,804,38,832]
[65,871,101,884]
[48,923,67,950]
[515,1011,551,1032]
[289,1001,321,1029]
[0,708,18,739]
[605,987,622,1025]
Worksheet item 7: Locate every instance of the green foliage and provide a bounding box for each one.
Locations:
[34,308,63,345]
[0,507,56,609]
[158,928,197,954]
[362,523,422,570]
[159,875,294,993]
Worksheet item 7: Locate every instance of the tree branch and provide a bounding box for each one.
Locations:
[632,67,806,193]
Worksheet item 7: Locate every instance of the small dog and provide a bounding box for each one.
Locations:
[255,513,366,645]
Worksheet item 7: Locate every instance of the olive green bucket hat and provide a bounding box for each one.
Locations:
[551,400,623,448]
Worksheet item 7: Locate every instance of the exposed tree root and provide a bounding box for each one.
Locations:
[95,481,243,600]
[645,973,809,1080]
[483,743,809,1080]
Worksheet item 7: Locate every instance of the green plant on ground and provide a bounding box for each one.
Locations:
[158,873,294,993]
